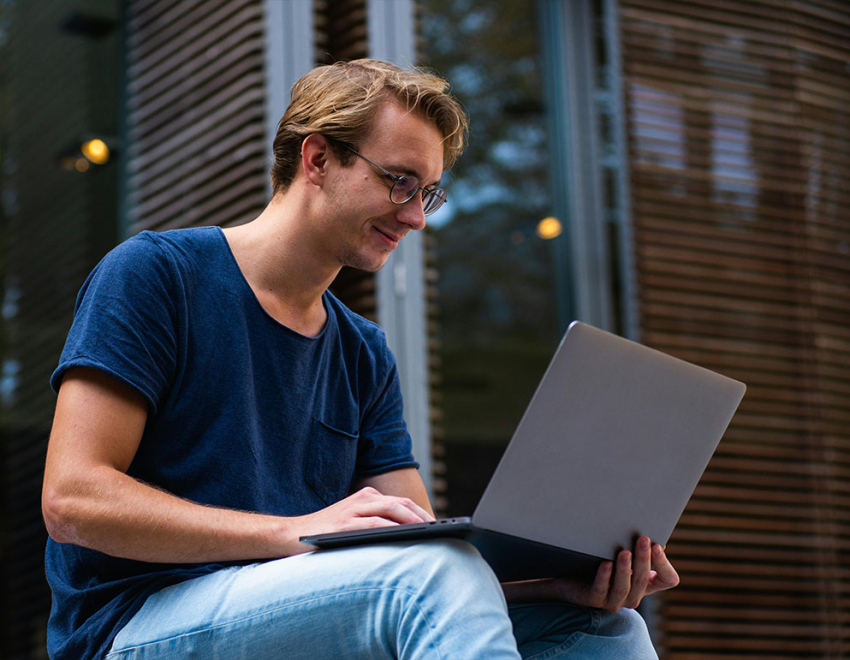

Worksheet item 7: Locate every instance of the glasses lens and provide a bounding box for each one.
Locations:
[422,188,447,216]
[390,176,420,204]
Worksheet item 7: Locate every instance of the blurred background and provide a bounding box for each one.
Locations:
[1,0,848,657]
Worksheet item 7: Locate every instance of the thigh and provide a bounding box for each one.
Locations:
[107,539,520,660]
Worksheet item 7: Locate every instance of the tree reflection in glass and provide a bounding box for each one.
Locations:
[420,0,564,515]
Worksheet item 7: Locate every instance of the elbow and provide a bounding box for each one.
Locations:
[42,484,81,544]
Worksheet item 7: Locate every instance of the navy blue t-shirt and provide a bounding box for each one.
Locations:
[46,227,418,660]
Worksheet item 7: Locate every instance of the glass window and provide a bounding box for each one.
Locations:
[419,0,568,515]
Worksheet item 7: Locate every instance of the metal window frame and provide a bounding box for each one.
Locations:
[367,0,433,496]
[539,0,634,336]
[263,0,315,200]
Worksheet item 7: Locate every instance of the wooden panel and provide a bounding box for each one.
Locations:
[124,0,268,234]
[620,0,850,656]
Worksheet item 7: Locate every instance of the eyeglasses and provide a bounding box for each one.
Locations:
[340,143,447,216]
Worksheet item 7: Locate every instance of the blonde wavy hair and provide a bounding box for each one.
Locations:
[270,59,468,196]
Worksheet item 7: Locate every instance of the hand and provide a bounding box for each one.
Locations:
[502,536,679,611]
[552,537,679,611]
[289,486,435,555]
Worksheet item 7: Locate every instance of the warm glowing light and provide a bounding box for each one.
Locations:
[81,138,110,165]
[75,158,90,172]
[536,216,562,240]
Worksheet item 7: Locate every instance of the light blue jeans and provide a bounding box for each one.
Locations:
[106,540,657,659]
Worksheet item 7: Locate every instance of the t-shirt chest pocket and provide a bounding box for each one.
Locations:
[305,417,359,506]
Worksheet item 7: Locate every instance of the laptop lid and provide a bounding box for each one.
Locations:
[472,321,746,561]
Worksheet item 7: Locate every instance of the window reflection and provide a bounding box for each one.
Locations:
[420,0,563,515]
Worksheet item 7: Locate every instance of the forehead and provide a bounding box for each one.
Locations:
[360,101,445,183]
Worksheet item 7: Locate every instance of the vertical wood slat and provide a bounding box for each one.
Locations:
[620,0,850,656]
[124,0,268,235]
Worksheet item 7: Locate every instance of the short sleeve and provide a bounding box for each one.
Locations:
[355,341,419,476]
[51,233,179,414]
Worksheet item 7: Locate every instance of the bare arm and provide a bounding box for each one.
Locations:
[42,368,431,564]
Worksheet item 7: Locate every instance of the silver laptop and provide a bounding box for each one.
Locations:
[301,321,746,582]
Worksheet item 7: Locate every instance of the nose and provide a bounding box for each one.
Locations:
[394,194,427,232]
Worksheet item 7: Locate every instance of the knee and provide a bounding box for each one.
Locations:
[610,607,650,636]
[392,539,503,597]
[601,608,656,657]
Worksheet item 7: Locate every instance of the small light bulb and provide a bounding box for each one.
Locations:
[81,139,110,165]
[536,217,562,240]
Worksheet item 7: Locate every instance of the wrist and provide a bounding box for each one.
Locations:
[268,512,313,557]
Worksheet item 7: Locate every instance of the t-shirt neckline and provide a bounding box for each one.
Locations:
[212,226,335,341]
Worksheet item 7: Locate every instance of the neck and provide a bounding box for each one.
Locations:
[222,188,340,333]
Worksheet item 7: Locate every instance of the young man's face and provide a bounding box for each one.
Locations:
[322,100,445,273]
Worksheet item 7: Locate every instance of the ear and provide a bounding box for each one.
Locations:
[301,134,333,187]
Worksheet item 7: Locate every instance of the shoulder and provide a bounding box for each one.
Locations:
[74,228,218,316]
[96,230,165,267]
[124,227,222,266]
[89,227,221,288]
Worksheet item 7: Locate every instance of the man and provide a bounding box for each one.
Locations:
[42,59,677,659]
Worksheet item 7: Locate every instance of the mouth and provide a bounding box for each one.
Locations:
[373,226,403,249]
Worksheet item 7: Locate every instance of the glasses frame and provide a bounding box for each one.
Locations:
[337,142,447,216]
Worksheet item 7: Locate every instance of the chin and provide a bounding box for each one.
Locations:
[341,251,390,273]
[361,257,390,273]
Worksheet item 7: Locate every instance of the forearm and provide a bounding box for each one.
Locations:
[43,466,300,564]
[43,466,433,564]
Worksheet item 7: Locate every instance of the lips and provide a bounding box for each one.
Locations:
[374,226,404,248]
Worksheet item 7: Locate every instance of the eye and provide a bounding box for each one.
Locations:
[394,176,419,196]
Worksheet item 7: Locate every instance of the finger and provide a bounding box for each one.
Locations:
[350,516,402,530]
[607,550,633,611]
[350,488,434,522]
[646,544,680,595]
[587,560,613,608]
[353,496,431,524]
[397,497,435,522]
[624,537,652,608]
[385,495,433,523]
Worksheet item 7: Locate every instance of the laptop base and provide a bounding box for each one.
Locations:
[301,521,604,583]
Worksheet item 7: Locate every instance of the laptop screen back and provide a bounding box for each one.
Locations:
[472,321,746,560]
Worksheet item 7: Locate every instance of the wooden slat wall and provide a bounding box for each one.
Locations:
[315,0,369,64]
[124,0,269,234]
[619,0,850,657]
[424,229,448,513]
